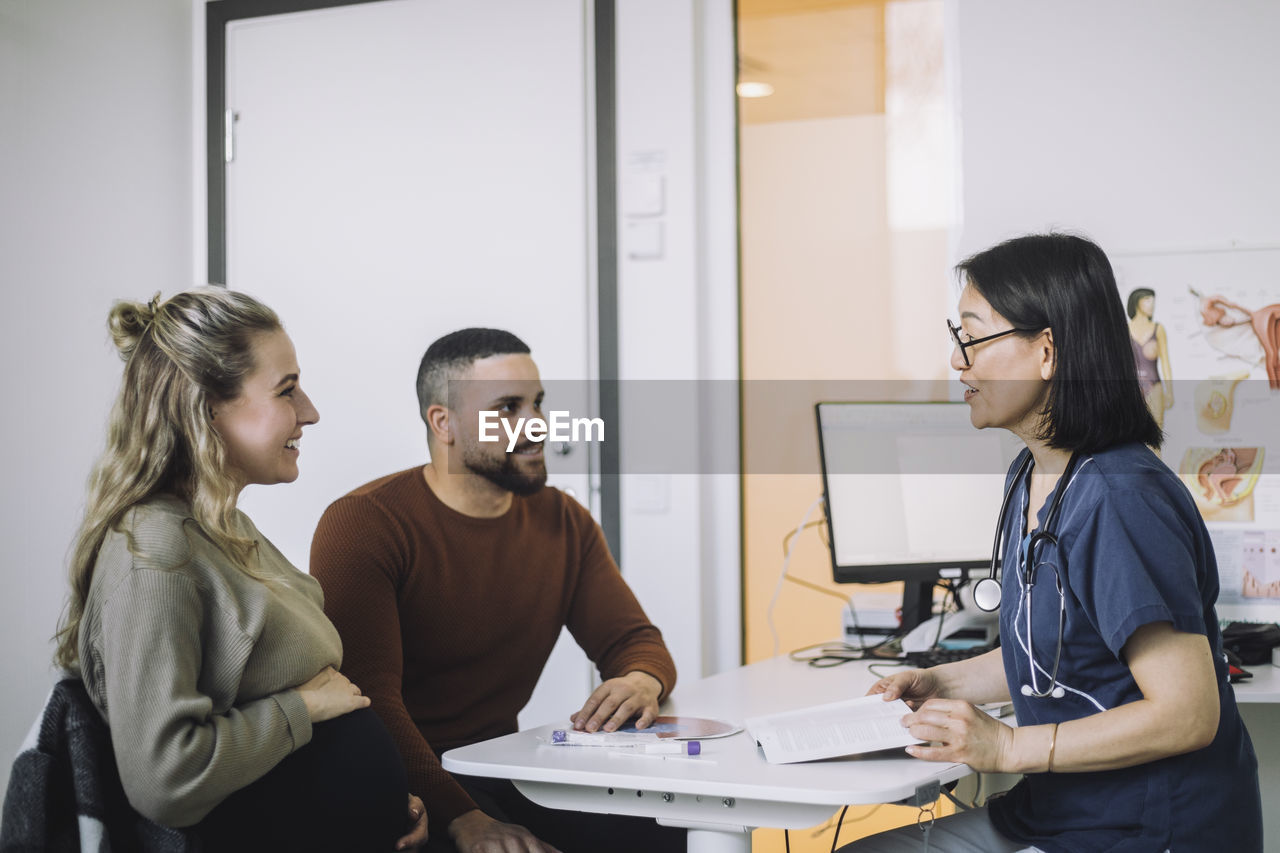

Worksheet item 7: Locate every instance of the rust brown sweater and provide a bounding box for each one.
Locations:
[310,467,676,828]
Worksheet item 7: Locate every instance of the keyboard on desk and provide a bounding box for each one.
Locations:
[903,644,995,668]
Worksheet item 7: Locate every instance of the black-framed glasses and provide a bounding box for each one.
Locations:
[947,319,1039,367]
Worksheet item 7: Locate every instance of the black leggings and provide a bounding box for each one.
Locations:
[196,708,407,852]
[423,775,688,853]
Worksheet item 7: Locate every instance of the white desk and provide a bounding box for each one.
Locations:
[1232,659,1280,703]
[443,656,968,853]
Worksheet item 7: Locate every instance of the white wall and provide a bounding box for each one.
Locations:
[955,0,1280,255]
[0,0,195,800]
[614,0,741,680]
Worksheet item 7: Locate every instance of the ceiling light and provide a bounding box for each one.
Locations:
[736,81,775,99]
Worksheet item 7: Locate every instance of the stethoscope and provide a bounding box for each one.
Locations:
[972,449,1083,700]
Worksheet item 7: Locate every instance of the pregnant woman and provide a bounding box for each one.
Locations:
[54,288,427,850]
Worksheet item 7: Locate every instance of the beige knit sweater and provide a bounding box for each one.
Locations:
[77,494,342,827]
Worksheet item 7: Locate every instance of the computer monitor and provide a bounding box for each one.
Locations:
[815,401,1023,630]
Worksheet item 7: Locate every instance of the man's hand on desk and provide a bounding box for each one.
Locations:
[569,670,663,733]
[448,809,561,853]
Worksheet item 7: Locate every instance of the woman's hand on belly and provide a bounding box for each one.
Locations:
[297,665,372,722]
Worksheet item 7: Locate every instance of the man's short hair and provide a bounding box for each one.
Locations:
[415,328,531,425]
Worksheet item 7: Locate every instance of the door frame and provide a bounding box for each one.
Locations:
[204,0,623,557]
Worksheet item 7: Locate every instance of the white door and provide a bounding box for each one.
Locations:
[223,0,598,728]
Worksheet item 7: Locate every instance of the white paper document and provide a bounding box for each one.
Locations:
[745,695,923,764]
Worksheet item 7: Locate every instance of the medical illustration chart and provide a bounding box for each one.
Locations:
[1112,250,1280,612]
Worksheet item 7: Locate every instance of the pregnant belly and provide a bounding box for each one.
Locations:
[303,708,408,844]
[200,707,408,852]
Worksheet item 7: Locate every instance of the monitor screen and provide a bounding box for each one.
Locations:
[816,401,1024,584]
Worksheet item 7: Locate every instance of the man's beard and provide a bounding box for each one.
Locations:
[462,443,547,497]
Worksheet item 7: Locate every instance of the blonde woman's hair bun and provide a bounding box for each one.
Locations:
[107,291,162,361]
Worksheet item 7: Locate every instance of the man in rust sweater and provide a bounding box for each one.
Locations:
[311,328,683,853]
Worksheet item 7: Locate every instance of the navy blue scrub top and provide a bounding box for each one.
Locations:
[986,443,1261,853]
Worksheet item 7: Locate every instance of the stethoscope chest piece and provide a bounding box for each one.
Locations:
[972,576,1003,612]
[973,451,1078,611]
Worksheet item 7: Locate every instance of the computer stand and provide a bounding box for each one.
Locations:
[900,580,936,634]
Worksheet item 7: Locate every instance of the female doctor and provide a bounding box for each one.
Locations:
[839,234,1261,852]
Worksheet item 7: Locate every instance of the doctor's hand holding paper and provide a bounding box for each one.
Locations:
[869,649,1019,773]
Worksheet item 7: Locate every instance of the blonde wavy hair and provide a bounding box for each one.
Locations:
[54,287,282,670]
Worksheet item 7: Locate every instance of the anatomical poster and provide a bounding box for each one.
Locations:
[1111,249,1279,612]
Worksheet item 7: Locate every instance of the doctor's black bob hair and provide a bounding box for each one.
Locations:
[955,233,1163,453]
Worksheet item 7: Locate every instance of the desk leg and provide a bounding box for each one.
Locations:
[1239,703,1280,853]
[658,822,751,853]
